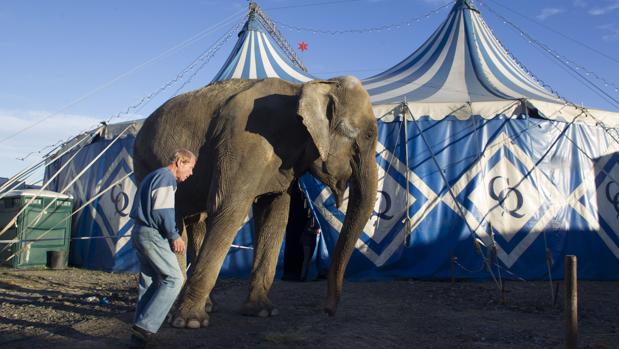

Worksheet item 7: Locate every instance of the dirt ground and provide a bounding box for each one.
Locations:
[0,266,618,349]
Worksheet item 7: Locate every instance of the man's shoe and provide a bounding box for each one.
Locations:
[130,325,153,349]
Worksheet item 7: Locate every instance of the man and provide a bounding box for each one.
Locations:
[129,149,196,348]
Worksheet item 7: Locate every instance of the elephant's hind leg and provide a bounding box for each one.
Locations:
[241,191,290,317]
[172,197,254,329]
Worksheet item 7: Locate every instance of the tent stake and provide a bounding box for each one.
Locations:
[565,255,577,349]
[450,256,457,284]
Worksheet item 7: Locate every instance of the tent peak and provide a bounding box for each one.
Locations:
[455,0,479,13]
[210,2,314,83]
[244,2,307,72]
[249,1,258,13]
[363,0,561,104]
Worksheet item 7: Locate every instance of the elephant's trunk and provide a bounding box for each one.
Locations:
[324,147,377,316]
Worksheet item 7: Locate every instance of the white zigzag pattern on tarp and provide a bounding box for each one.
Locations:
[442,132,565,268]
[312,141,438,267]
[569,141,619,260]
[90,147,135,257]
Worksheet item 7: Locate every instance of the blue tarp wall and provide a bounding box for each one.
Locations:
[303,115,619,280]
[46,114,619,280]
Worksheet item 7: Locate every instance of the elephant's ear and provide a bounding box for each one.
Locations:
[297,81,334,162]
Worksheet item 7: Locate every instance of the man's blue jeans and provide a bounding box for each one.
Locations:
[132,225,184,334]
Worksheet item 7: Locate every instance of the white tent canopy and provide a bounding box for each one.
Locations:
[363,0,619,127]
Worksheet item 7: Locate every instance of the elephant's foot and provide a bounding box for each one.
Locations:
[166,296,214,325]
[324,296,338,317]
[171,298,210,329]
[241,298,279,318]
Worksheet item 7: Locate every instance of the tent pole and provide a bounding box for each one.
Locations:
[0,171,134,264]
[0,134,95,238]
[0,132,92,196]
[402,99,412,246]
[0,124,132,239]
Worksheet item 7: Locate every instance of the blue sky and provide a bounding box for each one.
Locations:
[1,0,618,179]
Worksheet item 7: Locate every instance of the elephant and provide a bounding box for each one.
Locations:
[132,76,378,329]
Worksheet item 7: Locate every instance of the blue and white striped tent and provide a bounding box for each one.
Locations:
[302,0,619,280]
[363,0,559,104]
[45,121,141,272]
[212,9,314,83]
[45,0,619,280]
[45,5,314,274]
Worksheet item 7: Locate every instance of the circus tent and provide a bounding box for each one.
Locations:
[301,0,619,280]
[44,4,314,273]
[212,4,314,83]
[38,0,619,281]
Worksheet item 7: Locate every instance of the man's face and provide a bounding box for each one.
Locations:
[176,158,196,183]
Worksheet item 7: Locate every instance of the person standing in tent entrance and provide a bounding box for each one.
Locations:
[129,149,196,348]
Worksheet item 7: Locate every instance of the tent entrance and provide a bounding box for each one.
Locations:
[282,179,316,281]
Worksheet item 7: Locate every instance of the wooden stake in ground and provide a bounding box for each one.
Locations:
[450,256,457,285]
[565,255,577,349]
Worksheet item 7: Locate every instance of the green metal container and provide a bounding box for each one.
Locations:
[0,189,73,268]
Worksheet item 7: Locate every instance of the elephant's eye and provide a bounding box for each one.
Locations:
[365,131,374,140]
[337,120,358,139]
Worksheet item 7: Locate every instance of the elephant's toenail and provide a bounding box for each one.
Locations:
[187,319,201,329]
[201,319,210,327]
[270,308,279,316]
[258,309,269,318]
[172,318,186,328]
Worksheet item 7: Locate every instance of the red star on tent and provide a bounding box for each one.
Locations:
[298,41,308,52]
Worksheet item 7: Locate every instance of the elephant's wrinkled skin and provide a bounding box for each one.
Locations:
[133,76,378,329]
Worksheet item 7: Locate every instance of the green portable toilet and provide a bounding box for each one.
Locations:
[0,189,73,268]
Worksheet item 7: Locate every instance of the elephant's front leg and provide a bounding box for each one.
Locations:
[184,214,216,312]
[173,214,217,313]
[242,192,290,317]
[174,217,188,281]
[185,213,207,269]
[172,197,253,329]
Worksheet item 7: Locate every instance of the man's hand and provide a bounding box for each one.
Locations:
[171,237,186,254]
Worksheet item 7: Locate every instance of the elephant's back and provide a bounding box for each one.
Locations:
[134,79,258,181]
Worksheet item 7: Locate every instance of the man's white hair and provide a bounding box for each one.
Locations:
[168,149,196,164]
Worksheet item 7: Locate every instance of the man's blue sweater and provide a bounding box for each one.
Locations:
[130,167,180,241]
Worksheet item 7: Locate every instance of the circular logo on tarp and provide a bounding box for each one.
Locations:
[605,180,619,219]
[373,190,394,220]
[110,184,130,217]
[488,176,525,219]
